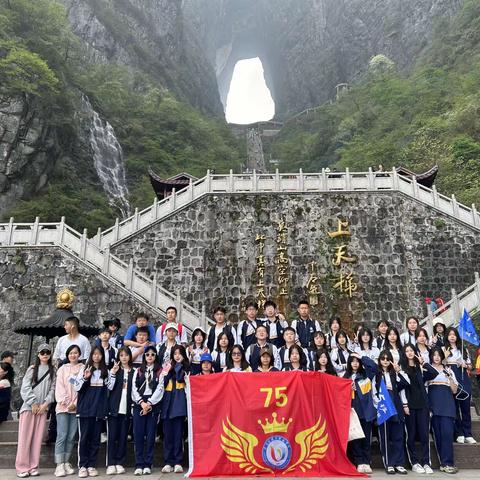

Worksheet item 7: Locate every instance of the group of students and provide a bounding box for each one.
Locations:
[11,299,479,477]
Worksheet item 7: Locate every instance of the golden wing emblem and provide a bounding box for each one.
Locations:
[284,417,329,473]
[220,417,273,474]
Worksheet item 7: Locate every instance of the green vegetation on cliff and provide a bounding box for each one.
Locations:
[271,0,480,206]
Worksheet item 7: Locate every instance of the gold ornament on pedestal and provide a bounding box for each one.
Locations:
[56,288,75,309]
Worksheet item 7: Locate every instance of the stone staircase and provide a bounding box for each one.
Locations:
[0,418,479,469]
[0,219,210,332]
[421,272,480,330]
[93,169,480,249]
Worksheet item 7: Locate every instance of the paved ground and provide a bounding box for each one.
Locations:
[0,471,479,480]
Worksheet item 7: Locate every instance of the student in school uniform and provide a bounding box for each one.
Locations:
[283,345,308,371]
[291,300,322,349]
[415,328,431,364]
[157,323,179,366]
[161,345,190,474]
[308,331,327,369]
[445,327,477,444]
[123,313,156,349]
[131,345,167,475]
[344,353,377,474]
[104,318,124,349]
[237,301,264,349]
[0,361,14,423]
[354,327,380,362]
[261,300,288,349]
[325,316,342,350]
[385,327,404,365]
[211,332,233,372]
[372,349,410,475]
[106,347,135,476]
[187,327,208,375]
[54,344,82,477]
[331,330,352,377]
[401,343,438,474]
[95,328,118,369]
[426,347,459,474]
[313,348,337,375]
[15,344,55,478]
[206,307,237,352]
[400,316,419,346]
[226,345,252,372]
[245,324,281,371]
[157,306,188,346]
[278,327,309,370]
[199,353,214,375]
[374,320,390,350]
[130,326,150,369]
[431,320,446,348]
[255,347,279,372]
[74,346,111,478]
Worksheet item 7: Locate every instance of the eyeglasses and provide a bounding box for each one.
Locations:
[232,352,241,356]
[39,350,51,356]
[145,353,156,357]
[380,357,389,361]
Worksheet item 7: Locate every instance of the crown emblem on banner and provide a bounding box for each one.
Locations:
[258,412,293,434]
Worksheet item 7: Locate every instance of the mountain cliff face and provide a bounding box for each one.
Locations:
[183,0,465,117]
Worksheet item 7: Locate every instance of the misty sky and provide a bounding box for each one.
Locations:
[225,57,275,124]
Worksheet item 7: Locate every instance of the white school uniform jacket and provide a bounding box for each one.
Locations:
[400,331,416,346]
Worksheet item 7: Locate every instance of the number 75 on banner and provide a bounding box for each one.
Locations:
[260,386,288,408]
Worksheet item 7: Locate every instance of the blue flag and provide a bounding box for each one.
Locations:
[376,378,397,425]
[458,308,480,346]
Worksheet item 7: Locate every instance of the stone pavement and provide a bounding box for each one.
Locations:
[0,471,479,480]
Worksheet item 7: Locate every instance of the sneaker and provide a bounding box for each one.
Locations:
[87,468,98,477]
[465,437,477,444]
[115,466,125,474]
[100,432,108,444]
[364,465,373,474]
[357,465,366,473]
[133,468,143,476]
[78,468,88,479]
[440,465,458,474]
[412,464,425,473]
[64,463,75,475]
[423,465,433,474]
[17,474,29,479]
[55,464,67,477]
[456,436,465,443]
[174,465,183,473]
[142,468,151,475]
[161,465,173,473]
[29,472,39,477]
[387,466,396,474]
[106,466,116,475]
[395,466,408,475]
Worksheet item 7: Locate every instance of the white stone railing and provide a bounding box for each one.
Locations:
[421,272,480,330]
[94,169,480,248]
[0,218,209,332]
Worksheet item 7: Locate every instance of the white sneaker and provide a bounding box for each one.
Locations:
[161,465,173,473]
[16,474,29,479]
[106,466,116,475]
[133,468,143,476]
[364,465,373,474]
[64,463,75,475]
[465,436,477,444]
[115,465,125,474]
[142,468,151,475]
[423,465,434,474]
[87,468,98,477]
[174,465,183,473]
[55,464,67,477]
[357,465,365,473]
[78,468,88,479]
[29,472,39,477]
[100,432,108,444]
[456,436,465,443]
[412,464,425,473]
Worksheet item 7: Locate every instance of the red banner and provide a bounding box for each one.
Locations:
[186,371,363,477]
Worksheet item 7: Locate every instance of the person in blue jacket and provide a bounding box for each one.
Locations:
[74,346,111,478]
[131,345,167,475]
[161,345,190,474]
[106,347,134,475]
[344,352,377,474]
[426,346,459,474]
[373,349,410,475]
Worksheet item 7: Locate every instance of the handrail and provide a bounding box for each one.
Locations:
[91,169,480,249]
[0,219,211,332]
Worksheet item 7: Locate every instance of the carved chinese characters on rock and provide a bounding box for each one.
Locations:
[275,220,289,300]
[255,233,267,309]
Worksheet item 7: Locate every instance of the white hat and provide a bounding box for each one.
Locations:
[165,322,179,332]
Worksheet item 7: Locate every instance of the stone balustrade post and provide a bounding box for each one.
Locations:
[30,217,40,245]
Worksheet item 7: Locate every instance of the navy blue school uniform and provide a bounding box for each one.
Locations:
[0,381,11,422]
[347,356,377,467]
[211,350,229,372]
[93,340,117,369]
[161,363,188,467]
[446,349,473,439]
[107,368,134,468]
[206,324,236,352]
[132,365,165,470]
[278,345,310,370]
[74,368,110,469]
[374,369,410,469]
[291,318,321,349]
[264,318,287,349]
[402,363,438,468]
[255,367,279,372]
[374,335,386,350]
[426,367,458,467]
[237,319,263,350]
